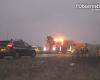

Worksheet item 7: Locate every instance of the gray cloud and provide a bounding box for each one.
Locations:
[0,0,100,45]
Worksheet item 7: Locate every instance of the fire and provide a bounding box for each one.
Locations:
[54,37,64,45]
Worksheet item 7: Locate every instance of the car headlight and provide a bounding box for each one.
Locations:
[43,47,47,51]
[52,47,56,51]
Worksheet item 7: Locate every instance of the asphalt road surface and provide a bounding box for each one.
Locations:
[0,53,100,80]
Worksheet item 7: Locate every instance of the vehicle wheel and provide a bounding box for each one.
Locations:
[0,55,4,59]
[13,52,21,59]
[31,51,36,58]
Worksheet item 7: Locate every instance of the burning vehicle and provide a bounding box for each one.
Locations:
[43,35,87,54]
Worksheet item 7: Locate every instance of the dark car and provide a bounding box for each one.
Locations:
[0,39,36,58]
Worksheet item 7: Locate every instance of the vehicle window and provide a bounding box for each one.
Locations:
[24,42,31,48]
[13,41,25,47]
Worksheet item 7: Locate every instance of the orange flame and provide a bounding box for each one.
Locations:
[54,37,64,45]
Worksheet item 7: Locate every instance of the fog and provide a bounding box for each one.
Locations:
[0,0,100,46]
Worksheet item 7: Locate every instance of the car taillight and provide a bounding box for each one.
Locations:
[7,42,13,49]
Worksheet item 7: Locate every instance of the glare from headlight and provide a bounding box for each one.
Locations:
[43,47,47,51]
[52,47,56,51]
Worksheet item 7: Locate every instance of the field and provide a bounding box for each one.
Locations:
[0,54,100,80]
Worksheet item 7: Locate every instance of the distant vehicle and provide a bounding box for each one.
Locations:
[32,46,43,53]
[43,45,57,52]
[0,39,36,58]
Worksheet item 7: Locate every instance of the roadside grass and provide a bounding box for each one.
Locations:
[0,56,100,80]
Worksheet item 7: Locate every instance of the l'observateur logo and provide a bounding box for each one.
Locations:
[75,3,100,10]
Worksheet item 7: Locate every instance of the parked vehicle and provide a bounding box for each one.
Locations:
[0,39,36,58]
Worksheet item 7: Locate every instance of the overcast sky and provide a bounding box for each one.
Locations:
[0,0,100,45]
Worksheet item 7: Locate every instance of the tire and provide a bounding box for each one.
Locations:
[0,55,4,59]
[30,51,36,58]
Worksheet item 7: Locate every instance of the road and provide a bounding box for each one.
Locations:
[0,53,100,80]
